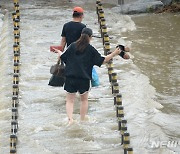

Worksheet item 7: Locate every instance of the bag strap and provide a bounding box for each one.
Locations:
[60,61,64,66]
[57,58,64,66]
[57,58,61,65]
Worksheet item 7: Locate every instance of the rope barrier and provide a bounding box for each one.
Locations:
[96,1,133,153]
[10,0,20,153]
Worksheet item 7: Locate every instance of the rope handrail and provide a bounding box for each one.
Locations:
[96,1,133,153]
[10,0,20,153]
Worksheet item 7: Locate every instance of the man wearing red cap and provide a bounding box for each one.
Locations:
[60,6,86,51]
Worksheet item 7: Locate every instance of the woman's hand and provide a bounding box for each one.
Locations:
[114,47,121,55]
[52,48,60,53]
[53,48,63,56]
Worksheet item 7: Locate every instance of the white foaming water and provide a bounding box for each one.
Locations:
[0,14,4,33]
[0,11,12,154]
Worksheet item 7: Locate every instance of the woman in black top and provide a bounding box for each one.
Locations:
[54,28,121,125]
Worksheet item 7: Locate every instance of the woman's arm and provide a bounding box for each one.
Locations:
[103,47,121,63]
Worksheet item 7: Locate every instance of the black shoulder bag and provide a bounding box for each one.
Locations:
[48,59,65,87]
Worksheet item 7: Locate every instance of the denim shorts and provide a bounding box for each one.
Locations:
[64,77,90,94]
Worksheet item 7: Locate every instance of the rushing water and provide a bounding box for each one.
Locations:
[0,0,179,154]
[121,13,180,114]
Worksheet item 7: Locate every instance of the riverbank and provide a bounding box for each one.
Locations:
[111,0,180,14]
[157,2,180,13]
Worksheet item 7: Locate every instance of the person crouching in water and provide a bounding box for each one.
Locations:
[54,28,121,125]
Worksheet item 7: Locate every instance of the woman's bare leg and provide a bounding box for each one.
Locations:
[66,93,76,124]
[80,92,89,121]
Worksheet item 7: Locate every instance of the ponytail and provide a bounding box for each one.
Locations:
[76,34,90,52]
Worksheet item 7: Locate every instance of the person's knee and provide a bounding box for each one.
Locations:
[123,53,130,59]
[80,92,88,102]
[81,97,88,102]
[125,46,130,52]
[66,93,76,102]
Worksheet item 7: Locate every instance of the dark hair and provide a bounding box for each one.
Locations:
[73,12,83,18]
[76,34,90,52]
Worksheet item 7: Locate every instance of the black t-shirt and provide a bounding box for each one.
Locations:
[61,21,86,47]
[61,43,105,80]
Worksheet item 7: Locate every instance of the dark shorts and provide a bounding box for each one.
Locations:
[64,77,90,94]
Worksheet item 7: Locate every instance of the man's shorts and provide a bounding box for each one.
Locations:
[64,77,90,94]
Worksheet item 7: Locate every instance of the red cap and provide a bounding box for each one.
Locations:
[73,7,84,13]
